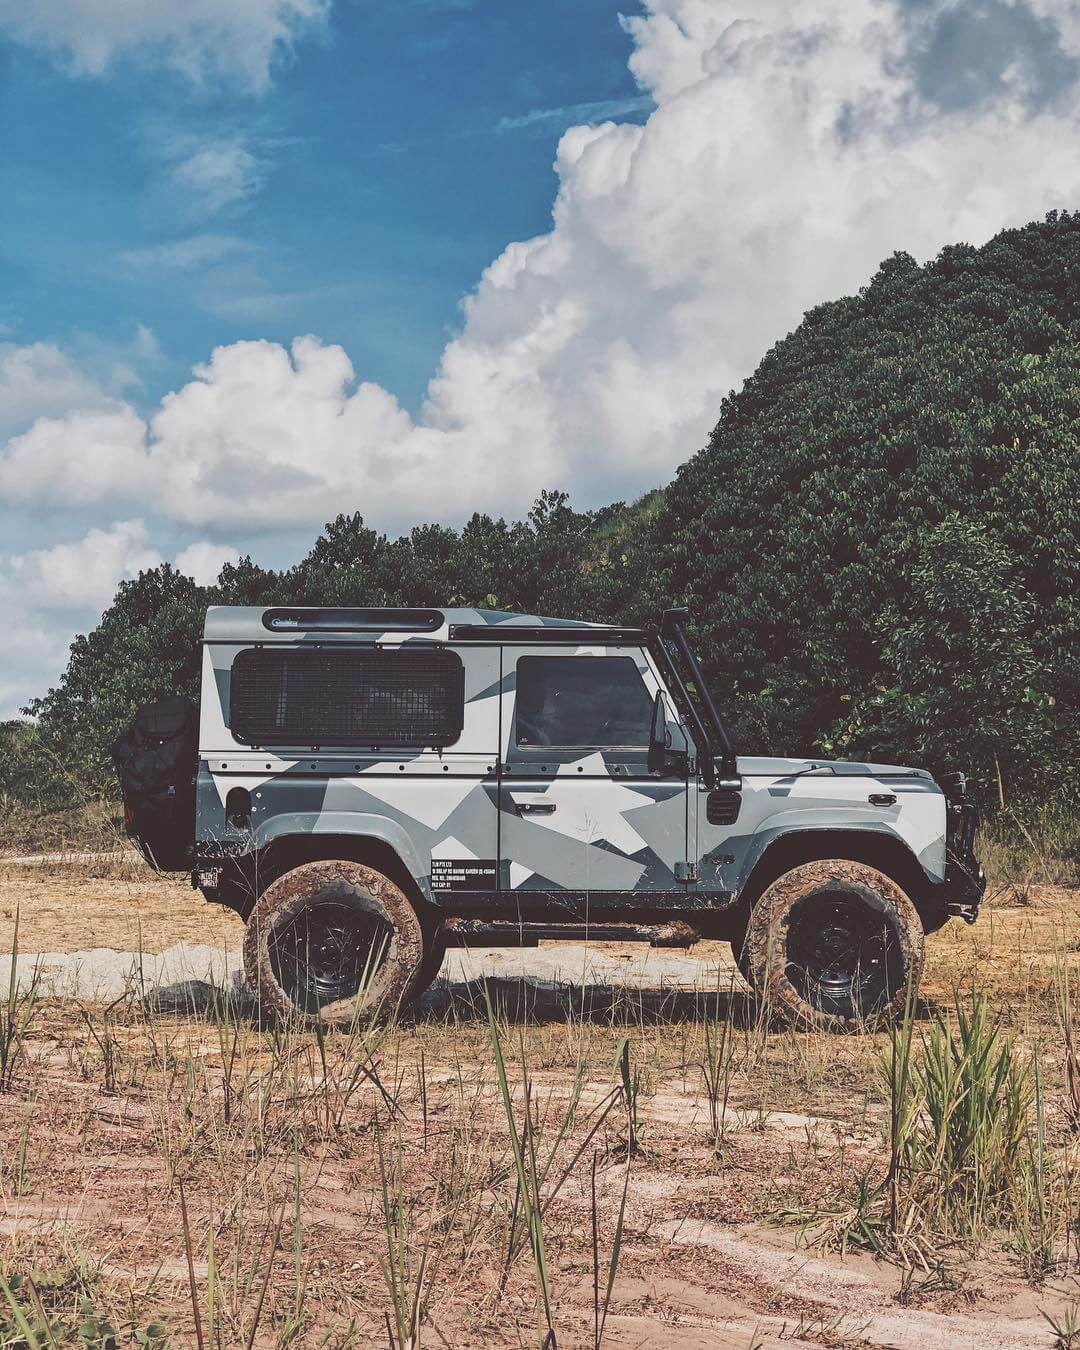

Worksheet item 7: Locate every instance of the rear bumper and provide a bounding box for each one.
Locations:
[939,775,984,923]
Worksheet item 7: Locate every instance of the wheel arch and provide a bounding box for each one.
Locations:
[735,828,945,933]
[212,829,436,925]
[254,811,427,884]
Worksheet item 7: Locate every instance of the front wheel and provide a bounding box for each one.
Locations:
[243,861,425,1028]
[743,860,924,1031]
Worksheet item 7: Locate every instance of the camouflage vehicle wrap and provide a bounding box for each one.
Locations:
[191,605,984,940]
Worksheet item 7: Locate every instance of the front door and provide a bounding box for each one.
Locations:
[497,644,690,896]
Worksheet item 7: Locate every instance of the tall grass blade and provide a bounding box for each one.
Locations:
[482,979,556,1348]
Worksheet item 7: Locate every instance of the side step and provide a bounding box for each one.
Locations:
[441,918,701,949]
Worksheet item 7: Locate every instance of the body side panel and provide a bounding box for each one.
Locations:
[694,773,947,896]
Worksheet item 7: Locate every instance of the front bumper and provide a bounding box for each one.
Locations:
[939,773,985,924]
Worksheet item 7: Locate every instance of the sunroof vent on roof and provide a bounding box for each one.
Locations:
[262,608,443,633]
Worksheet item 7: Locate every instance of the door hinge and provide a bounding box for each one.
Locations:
[674,861,698,883]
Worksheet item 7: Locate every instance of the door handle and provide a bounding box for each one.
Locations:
[516,801,556,815]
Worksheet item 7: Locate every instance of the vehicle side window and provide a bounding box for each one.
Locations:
[515,656,653,749]
[230,647,464,747]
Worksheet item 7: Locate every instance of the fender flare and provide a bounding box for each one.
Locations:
[252,811,431,899]
[732,822,938,916]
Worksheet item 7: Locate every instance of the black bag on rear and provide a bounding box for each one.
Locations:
[112,696,197,872]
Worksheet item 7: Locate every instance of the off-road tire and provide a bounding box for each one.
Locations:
[409,931,448,999]
[743,859,924,1032]
[244,860,425,1028]
[730,929,754,990]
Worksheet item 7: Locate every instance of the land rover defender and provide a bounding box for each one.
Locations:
[113,606,984,1029]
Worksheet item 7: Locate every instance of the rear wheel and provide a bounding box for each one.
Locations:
[743,859,923,1031]
[409,931,447,999]
[244,861,425,1027]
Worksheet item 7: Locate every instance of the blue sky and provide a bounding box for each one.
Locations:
[1,1,650,419]
[0,0,1077,715]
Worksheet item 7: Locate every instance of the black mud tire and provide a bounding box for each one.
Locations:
[244,860,425,1029]
[409,931,448,1000]
[732,933,754,990]
[744,859,924,1032]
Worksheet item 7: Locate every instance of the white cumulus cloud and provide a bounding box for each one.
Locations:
[0,522,240,713]
[4,0,1078,537]
[5,520,162,613]
[175,540,242,585]
[0,520,162,714]
[0,0,327,90]
[0,342,110,440]
[0,405,154,505]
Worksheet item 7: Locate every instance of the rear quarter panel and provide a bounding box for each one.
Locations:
[195,641,503,902]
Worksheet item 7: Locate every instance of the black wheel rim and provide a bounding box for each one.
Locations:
[269,901,391,1014]
[786,891,903,1020]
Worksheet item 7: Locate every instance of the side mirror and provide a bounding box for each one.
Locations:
[648,690,686,776]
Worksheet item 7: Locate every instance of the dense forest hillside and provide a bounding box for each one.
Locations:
[659,212,1079,799]
[4,213,1078,811]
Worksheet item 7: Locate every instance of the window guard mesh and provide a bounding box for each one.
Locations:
[230,648,464,747]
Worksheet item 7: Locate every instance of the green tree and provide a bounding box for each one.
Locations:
[655,212,1080,798]
[26,564,209,794]
[821,517,1056,790]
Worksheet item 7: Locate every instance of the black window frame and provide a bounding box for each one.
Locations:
[229,645,465,749]
[513,654,654,752]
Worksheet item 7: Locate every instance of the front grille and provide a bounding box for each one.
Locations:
[230,647,464,748]
[936,773,985,921]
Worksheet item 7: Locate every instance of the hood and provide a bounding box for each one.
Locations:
[737,755,933,780]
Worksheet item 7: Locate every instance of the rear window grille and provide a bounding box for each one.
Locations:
[230,648,464,748]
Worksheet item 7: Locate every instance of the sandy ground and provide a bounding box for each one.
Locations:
[0,865,240,953]
[3,859,1080,1347]
[0,859,744,1002]
[1,860,1076,1006]
[0,937,743,1003]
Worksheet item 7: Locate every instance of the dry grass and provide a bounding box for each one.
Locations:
[979,800,1079,895]
[0,802,125,863]
[1,848,1080,1344]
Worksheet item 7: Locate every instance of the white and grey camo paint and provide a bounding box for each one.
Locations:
[196,607,948,908]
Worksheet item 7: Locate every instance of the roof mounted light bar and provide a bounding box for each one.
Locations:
[263,608,443,633]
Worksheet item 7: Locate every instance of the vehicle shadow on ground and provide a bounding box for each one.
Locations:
[142,972,941,1029]
[415,975,756,1026]
[143,974,756,1025]
[414,976,942,1027]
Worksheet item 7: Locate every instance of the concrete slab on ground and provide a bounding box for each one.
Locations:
[0,939,741,1004]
